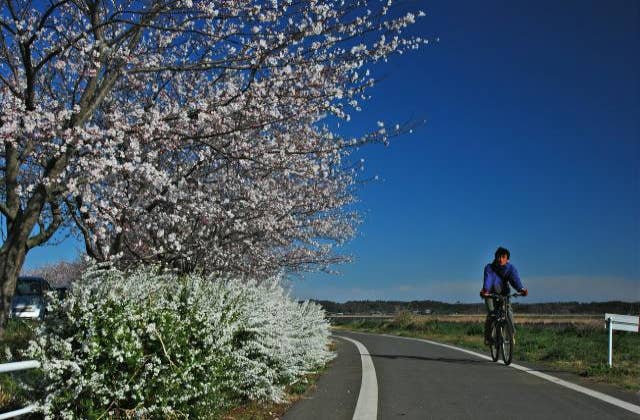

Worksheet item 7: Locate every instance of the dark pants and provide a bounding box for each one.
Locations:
[483,297,515,341]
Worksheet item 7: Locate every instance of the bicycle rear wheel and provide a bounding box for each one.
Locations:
[501,324,513,365]
[489,322,499,362]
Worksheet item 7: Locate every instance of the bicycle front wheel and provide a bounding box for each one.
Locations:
[501,324,513,365]
[489,322,499,362]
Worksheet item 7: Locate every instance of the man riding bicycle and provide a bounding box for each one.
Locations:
[480,247,528,345]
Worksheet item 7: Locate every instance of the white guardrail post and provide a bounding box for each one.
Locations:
[604,313,639,367]
[0,360,41,420]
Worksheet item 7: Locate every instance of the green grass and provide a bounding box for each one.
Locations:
[335,313,640,391]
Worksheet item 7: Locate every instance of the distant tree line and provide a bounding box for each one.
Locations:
[24,259,88,288]
[313,300,640,315]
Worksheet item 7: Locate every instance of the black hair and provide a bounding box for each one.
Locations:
[494,246,510,261]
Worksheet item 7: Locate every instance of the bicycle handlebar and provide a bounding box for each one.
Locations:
[485,292,522,299]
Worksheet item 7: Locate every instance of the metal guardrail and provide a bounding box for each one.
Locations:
[0,360,40,420]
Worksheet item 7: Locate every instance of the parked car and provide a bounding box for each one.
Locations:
[10,276,51,320]
[54,286,68,300]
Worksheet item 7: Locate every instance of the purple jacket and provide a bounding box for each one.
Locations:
[483,262,524,295]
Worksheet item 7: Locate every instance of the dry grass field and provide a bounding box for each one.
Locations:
[423,314,602,328]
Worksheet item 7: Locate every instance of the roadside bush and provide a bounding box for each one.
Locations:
[464,323,483,336]
[419,319,444,334]
[20,265,332,419]
[392,311,415,330]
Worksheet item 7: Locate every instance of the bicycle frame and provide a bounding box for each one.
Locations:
[486,293,520,365]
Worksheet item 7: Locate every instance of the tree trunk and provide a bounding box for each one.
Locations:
[0,238,28,337]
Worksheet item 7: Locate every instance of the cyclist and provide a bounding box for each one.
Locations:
[479,247,528,345]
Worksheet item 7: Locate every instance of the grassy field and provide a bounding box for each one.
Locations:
[416,314,602,327]
[333,312,640,391]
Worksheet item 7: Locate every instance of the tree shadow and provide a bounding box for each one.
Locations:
[378,354,576,374]
[369,354,577,374]
[369,353,493,365]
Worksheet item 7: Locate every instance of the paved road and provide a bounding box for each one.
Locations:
[284,337,361,420]
[285,331,640,420]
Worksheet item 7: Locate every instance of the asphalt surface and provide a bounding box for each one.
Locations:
[285,330,640,420]
[284,337,360,420]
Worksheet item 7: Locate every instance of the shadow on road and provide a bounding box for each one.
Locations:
[369,353,576,375]
[369,353,493,365]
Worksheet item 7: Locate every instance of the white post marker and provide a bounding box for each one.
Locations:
[604,313,639,367]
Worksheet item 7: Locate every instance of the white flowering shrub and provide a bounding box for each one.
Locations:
[233,280,333,400]
[24,265,332,419]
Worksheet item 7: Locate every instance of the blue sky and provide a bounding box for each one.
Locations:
[24,0,639,303]
[291,0,640,303]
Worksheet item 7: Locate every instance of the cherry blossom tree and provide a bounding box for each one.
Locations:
[0,0,426,331]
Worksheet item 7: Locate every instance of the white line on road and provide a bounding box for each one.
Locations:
[376,333,640,416]
[335,335,378,420]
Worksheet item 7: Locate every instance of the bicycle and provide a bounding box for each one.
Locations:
[485,293,521,365]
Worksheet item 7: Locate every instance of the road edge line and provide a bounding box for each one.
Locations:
[374,332,640,416]
[334,335,378,420]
